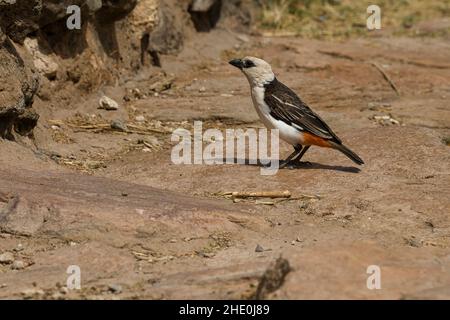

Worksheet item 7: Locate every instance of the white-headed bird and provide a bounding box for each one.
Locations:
[229,56,364,168]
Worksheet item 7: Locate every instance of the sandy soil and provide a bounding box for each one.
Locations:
[1,29,450,299]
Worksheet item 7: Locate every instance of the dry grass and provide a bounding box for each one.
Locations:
[257,0,450,38]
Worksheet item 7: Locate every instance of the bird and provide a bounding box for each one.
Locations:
[229,56,364,169]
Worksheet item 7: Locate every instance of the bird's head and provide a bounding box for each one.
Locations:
[229,57,275,87]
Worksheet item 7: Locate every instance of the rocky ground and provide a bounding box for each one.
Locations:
[1,2,450,300]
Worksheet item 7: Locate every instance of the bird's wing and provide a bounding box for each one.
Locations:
[264,79,341,143]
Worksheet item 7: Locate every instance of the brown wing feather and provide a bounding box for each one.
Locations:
[264,78,342,143]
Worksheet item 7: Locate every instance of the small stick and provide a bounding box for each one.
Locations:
[371,62,400,96]
[143,141,155,149]
[126,124,168,134]
[67,124,110,129]
[228,190,291,199]
[275,195,321,203]
[48,119,65,126]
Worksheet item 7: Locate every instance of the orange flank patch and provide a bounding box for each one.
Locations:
[302,132,332,148]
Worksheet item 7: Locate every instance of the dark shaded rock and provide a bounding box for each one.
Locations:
[96,0,138,23]
[0,27,40,139]
[188,0,222,32]
[254,257,291,299]
[14,109,40,137]
[149,4,183,55]
[188,0,253,33]
[0,0,43,43]
[110,120,127,132]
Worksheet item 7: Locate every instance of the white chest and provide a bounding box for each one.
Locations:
[251,86,274,128]
[250,86,303,146]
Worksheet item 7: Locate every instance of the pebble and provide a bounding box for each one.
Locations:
[108,284,122,294]
[199,86,206,93]
[255,244,264,252]
[60,286,69,295]
[11,260,26,270]
[110,120,128,132]
[98,95,119,110]
[236,34,250,43]
[135,115,145,122]
[142,147,152,153]
[21,289,44,299]
[14,244,24,252]
[0,252,14,264]
[51,292,64,300]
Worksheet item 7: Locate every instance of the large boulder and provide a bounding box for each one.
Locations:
[0,0,43,43]
[0,27,40,139]
[0,0,101,43]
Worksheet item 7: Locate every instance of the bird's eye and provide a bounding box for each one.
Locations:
[243,60,256,68]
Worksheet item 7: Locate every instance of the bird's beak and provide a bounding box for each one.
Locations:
[229,59,244,69]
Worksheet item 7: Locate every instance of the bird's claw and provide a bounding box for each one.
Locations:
[279,160,312,169]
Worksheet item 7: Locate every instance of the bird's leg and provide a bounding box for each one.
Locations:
[279,145,303,169]
[292,145,311,166]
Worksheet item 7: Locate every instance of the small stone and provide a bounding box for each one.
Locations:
[199,86,206,93]
[86,160,105,169]
[255,244,264,252]
[108,284,122,294]
[169,239,177,243]
[51,292,64,300]
[0,252,14,264]
[14,244,24,252]
[60,286,69,295]
[236,34,250,43]
[135,115,145,122]
[142,147,151,153]
[11,260,26,270]
[51,125,60,130]
[110,120,127,132]
[98,95,119,110]
[69,242,77,247]
[21,289,45,299]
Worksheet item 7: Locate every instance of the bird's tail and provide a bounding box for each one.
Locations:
[329,141,364,165]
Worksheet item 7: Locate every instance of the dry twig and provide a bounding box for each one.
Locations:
[370,62,400,96]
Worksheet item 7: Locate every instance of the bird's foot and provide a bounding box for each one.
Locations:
[279,160,299,169]
[279,160,312,169]
[295,161,312,167]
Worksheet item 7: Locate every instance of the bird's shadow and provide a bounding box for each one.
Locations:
[220,158,361,173]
